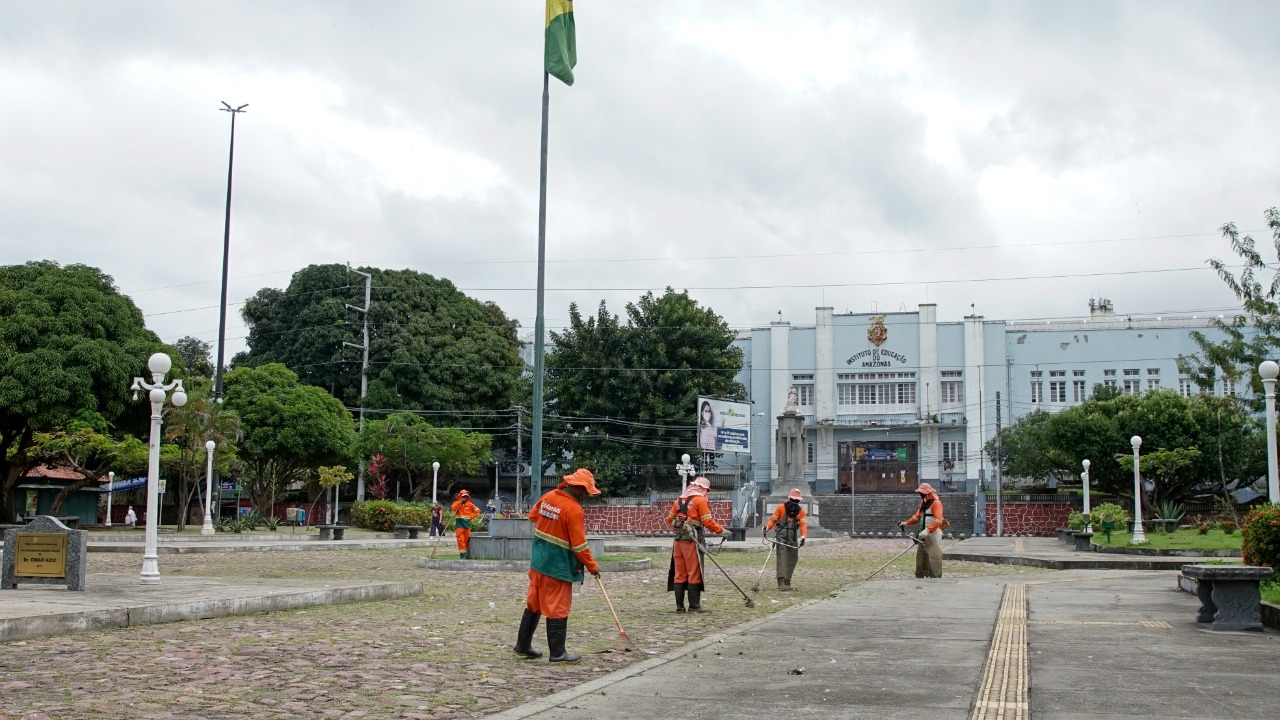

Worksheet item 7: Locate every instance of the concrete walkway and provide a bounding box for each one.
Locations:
[492,569,1278,720]
[0,574,422,642]
[946,536,1236,570]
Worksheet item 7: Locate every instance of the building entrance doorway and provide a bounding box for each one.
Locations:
[837,440,919,492]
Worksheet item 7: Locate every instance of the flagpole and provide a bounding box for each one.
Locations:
[530,70,551,503]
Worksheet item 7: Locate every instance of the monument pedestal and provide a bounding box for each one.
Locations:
[769,411,831,536]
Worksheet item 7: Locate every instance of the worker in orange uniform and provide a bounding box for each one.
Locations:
[452,490,481,559]
[513,468,601,664]
[898,482,948,578]
[667,476,728,613]
[764,487,808,591]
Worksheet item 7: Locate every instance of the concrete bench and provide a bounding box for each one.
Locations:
[394,524,423,540]
[1181,564,1275,631]
[1070,531,1094,551]
[316,524,349,541]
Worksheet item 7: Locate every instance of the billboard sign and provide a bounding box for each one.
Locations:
[696,397,751,454]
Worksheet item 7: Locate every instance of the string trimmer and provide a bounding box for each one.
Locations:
[692,535,756,608]
[859,535,921,583]
[750,536,775,593]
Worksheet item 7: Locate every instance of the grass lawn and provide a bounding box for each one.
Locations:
[1091,528,1242,551]
[1263,581,1280,605]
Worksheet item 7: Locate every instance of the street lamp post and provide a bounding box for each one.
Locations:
[105,471,115,527]
[1081,459,1091,533]
[432,461,441,506]
[676,453,695,492]
[1259,361,1279,502]
[131,352,187,584]
[1130,435,1147,544]
[201,440,216,536]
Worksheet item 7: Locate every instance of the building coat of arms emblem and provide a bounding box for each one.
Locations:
[867,315,888,347]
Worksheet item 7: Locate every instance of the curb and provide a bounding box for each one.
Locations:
[1091,544,1241,558]
[0,580,423,643]
[943,551,1220,571]
[487,591,835,720]
[417,558,653,572]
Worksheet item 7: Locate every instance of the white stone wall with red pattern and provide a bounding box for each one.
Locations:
[986,502,1073,536]
[581,502,732,535]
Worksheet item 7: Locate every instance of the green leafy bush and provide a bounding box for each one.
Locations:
[1156,499,1185,523]
[1243,504,1280,568]
[1091,502,1130,529]
[350,500,489,532]
[1219,519,1238,535]
[1066,511,1085,531]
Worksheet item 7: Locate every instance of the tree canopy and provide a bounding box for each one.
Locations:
[988,389,1262,507]
[545,288,746,494]
[233,264,525,427]
[222,363,357,511]
[1179,206,1280,406]
[0,261,162,520]
[173,336,215,381]
[356,412,492,500]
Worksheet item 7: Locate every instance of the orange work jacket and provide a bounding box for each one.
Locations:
[667,494,724,535]
[765,503,808,538]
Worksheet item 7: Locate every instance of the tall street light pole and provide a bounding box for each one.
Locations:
[131,353,187,584]
[201,441,217,536]
[105,471,115,527]
[1130,435,1147,544]
[1081,459,1091,533]
[213,102,247,403]
[1259,361,1279,502]
[432,461,441,507]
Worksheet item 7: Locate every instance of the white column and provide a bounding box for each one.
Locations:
[1130,436,1147,544]
[769,322,791,483]
[201,441,216,535]
[1081,459,1092,533]
[1260,361,1279,502]
[815,308,836,488]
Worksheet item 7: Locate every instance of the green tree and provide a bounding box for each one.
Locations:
[1179,207,1280,405]
[173,336,215,381]
[356,412,492,500]
[30,413,150,514]
[234,264,524,427]
[222,363,357,512]
[546,288,746,494]
[0,261,163,521]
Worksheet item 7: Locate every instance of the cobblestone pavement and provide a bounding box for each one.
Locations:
[0,539,1046,720]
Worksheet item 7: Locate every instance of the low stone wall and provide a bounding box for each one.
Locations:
[986,502,1073,537]
[579,502,732,535]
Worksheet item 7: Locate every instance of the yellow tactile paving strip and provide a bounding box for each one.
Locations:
[971,583,1029,720]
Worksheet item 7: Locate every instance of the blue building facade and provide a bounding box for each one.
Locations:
[730,300,1243,494]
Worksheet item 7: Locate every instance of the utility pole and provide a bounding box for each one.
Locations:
[212,101,246,522]
[344,264,372,504]
[516,406,524,511]
[995,390,1003,537]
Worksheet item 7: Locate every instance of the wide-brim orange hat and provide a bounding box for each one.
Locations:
[459,490,470,497]
[788,488,804,500]
[561,468,601,495]
[691,476,712,491]
[916,483,936,496]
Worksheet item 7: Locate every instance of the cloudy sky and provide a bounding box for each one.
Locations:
[3,1,1278,362]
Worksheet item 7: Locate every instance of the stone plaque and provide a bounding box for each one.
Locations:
[14,532,68,578]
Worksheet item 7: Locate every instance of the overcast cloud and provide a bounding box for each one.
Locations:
[3,0,1278,362]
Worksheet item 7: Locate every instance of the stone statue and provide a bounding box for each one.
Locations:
[785,386,799,414]
[777,418,802,482]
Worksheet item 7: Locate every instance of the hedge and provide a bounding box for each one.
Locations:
[350,500,488,533]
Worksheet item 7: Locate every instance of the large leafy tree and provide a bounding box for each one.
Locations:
[222,363,357,511]
[988,390,1262,508]
[1179,207,1280,406]
[163,382,241,530]
[356,412,492,501]
[546,288,746,494]
[173,336,215,382]
[30,412,150,514]
[0,261,163,520]
[233,264,524,427]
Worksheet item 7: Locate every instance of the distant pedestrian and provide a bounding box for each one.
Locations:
[451,490,481,559]
[430,502,444,537]
[124,506,137,527]
[484,499,497,525]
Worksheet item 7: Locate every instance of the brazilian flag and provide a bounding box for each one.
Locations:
[545,0,576,86]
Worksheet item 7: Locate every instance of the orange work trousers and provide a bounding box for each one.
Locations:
[455,527,471,551]
[672,539,703,585]
[525,569,574,619]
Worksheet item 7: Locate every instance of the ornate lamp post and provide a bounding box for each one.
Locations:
[105,471,115,527]
[1259,361,1279,502]
[131,352,187,584]
[1081,459,1091,533]
[1130,435,1147,544]
[676,453,695,492]
[432,461,441,506]
[201,440,217,536]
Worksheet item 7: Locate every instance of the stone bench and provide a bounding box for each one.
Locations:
[1181,564,1275,631]
[1070,531,1094,551]
[315,525,349,541]
[394,524,423,540]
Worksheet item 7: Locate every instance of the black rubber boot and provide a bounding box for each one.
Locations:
[777,577,786,590]
[513,609,543,659]
[546,617,581,663]
[688,587,710,612]
[674,583,687,613]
